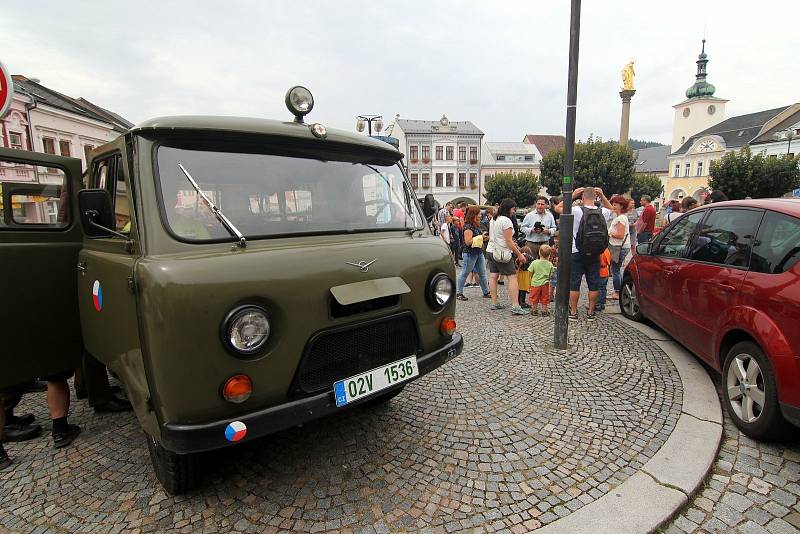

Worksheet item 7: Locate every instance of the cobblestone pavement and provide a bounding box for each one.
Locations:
[1,288,683,533]
[665,379,800,534]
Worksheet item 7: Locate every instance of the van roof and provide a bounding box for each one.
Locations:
[130,116,402,159]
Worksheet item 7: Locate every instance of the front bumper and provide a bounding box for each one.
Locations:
[160,332,463,454]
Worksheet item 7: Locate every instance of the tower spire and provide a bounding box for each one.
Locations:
[686,39,716,99]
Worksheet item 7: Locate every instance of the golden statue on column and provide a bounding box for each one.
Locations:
[621,58,636,90]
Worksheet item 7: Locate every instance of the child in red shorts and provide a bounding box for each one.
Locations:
[527,244,555,316]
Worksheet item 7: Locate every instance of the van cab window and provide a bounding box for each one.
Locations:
[0,160,69,229]
[653,211,704,258]
[93,155,131,233]
[750,210,800,274]
[688,209,763,267]
[155,146,421,241]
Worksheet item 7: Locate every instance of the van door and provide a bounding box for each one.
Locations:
[0,147,84,389]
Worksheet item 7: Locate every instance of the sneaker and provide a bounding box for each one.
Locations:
[568,313,579,321]
[53,424,81,449]
[94,397,132,414]
[482,293,492,299]
[7,413,35,427]
[511,305,527,315]
[586,312,597,321]
[0,450,11,470]
[541,310,551,317]
[530,309,540,316]
[490,303,506,310]
[456,294,468,301]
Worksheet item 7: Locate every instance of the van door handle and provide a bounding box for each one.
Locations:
[718,283,736,292]
[77,261,87,275]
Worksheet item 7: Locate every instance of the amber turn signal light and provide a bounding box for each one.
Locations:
[222,374,252,403]
[440,316,457,336]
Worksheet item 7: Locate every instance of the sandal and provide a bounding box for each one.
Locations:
[456,294,468,301]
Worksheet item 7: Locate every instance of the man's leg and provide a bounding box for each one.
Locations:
[585,258,601,315]
[1,391,41,443]
[569,252,584,316]
[47,379,81,449]
[569,291,580,315]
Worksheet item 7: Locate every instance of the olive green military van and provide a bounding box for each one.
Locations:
[0,87,462,493]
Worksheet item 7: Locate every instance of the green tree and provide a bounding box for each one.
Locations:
[483,171,540,207]
[540,136,636,196]
[630,173,663,202]
[709,147,800,199]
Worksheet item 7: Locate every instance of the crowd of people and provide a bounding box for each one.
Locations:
[436,186,728,320]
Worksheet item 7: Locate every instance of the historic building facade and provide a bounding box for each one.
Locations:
[480,142,541,204]
[392,116,484,205]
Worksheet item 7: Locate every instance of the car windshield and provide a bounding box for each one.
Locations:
[156,145,422,241]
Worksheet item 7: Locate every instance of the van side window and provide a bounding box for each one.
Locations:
[93,155,131,234]
[0,158,70,229]
[750,211,800,274]
[687,209,763,267]
[653,211,704,258]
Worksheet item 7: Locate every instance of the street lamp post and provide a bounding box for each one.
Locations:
[356,115,384,136]
[554,0,582,350]
[787,129,795,156]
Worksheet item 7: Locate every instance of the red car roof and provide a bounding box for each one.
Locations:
[703,198,800,216]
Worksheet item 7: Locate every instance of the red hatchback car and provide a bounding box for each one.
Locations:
[621,199,800,440]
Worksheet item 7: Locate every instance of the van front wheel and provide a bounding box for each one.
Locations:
[146,434,197,494]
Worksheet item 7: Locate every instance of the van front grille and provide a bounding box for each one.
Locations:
[295,314,420,394]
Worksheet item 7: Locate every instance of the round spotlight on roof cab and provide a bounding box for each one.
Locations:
[285,86,314,123]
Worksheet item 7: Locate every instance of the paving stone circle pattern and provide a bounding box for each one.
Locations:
[1,289,683,533]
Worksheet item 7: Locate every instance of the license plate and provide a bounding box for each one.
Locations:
[333,356,418,407]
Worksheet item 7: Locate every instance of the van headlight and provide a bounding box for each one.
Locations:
[427,273,454,309]
[223,306,270,355]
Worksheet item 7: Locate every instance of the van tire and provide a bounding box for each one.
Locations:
[722,342,795,441]
[365,385,405,406]
[146,434,197,494]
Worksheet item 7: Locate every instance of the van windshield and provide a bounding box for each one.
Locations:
[156,145,422,241]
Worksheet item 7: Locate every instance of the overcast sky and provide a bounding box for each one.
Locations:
[4,1,798,144]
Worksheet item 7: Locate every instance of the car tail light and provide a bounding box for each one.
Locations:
[440,316,457,336]
[222,374,252,403]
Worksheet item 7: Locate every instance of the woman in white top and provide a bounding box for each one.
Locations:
[487,198,527,315]
[608,195,633,300]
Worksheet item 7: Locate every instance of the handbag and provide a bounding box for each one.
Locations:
[610,233,629,263]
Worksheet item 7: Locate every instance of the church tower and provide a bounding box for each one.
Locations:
[671,40,728,151]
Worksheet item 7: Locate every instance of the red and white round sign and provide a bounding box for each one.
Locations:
[0,60,14,118]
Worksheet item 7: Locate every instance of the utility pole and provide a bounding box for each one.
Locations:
[554,0,582,349]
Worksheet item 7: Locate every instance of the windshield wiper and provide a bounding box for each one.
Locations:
[177,163,247,248]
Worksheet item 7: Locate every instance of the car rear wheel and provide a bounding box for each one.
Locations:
[146,434,198,494]
[723,341,794,441]
[619,276,643,322]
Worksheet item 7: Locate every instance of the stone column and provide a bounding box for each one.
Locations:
[618,89,636,147]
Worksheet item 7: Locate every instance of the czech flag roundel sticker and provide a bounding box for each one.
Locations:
[92,280,103,312]
[225,421,247,442]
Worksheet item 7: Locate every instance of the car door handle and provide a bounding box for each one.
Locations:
[77,261,87,275]
[718,283,736,292]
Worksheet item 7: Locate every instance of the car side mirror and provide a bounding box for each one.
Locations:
[636,242,651,255]
[78,189,126,239]
[422,194,437,219]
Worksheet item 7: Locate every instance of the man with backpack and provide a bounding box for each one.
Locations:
[557,186,613,321]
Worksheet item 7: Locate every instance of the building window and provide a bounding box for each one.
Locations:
[524,155,534,161]
[9,132,23,149]
[410,173,419,189]
[59,140,71,157]
[684,162,690,177]
[469,146,478,163]
[458,173,466,188]
[696,161,704,176]
[435,146,443,160]
[458,146,466,161]
[422,173,430,188]
[446,146,454,160]
[42,137,57,154]
[435,173,443,187]
[422,146,430,162]
[673,164,680,177]
[496,155,505,161]
[410,146,418,162]
[470,173,477,189]
[446,173,454,187]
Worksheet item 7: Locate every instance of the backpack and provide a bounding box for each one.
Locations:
[576,206,609,258]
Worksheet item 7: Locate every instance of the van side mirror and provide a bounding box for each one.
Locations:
[636,242,651,255]
[421,194,437,219]
[78,189,126,239]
